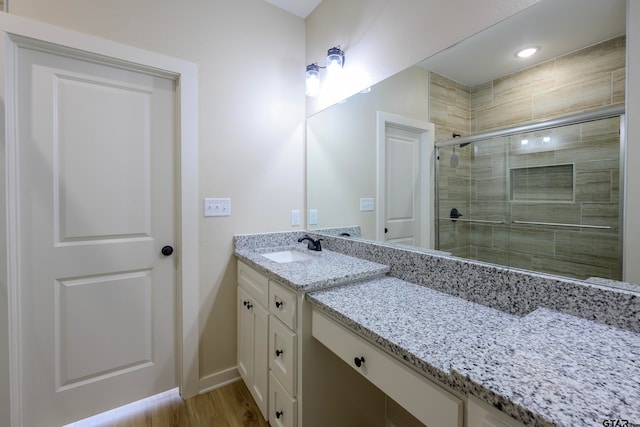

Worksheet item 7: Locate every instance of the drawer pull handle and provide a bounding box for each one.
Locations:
[243,301,253,310]
[275,349,283,357]
[276,410,283,419]
[275,300,284,309]
[354,356,365,367]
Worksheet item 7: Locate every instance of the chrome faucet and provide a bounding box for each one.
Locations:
[298,235,323,251]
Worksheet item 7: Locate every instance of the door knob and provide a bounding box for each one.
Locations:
[161,245,174,256]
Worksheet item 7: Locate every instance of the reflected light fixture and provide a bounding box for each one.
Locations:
[305,63,320,97]
[516,47,539,58]
[305,45,345,97]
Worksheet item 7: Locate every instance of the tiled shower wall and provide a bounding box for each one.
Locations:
[433,36,625,280]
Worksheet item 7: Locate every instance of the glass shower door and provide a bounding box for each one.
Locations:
[436,116,622,281]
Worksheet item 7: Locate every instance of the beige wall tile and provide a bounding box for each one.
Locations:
[493,60,556,105]
[612,68,626,104]
[555,231,619,265]
[555,36,626,86]
[511,203,581,225]
[470,82,493,110]
[429,72,458,104]
[581,203,620,228]
[476,177,507,200]
[493,226,555,256]
[476,96,532,131]
[575,171,612,202]
[532,76,612,121]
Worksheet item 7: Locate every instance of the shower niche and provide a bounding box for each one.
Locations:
[510,163,574,203]
[435,114,623,281]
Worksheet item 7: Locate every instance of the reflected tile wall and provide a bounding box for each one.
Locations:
[432,35,625,280]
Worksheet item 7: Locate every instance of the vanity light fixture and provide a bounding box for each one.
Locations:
[516,47,539,58]
[305,45,345,97]
[305,63,320,97]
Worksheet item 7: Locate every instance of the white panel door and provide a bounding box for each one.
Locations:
[385,126,422,246]
[16,44,177,427]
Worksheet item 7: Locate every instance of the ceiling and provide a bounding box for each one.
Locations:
[264,0,322,18]
[419,0,626,87]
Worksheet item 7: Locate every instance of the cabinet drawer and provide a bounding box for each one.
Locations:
[269,316,297,397]
[312,310,463,427]
[238,261,269,307]
[269,373,297,427]
[269,280,297,329]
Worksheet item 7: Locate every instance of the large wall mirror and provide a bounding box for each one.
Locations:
[307,0,634,287]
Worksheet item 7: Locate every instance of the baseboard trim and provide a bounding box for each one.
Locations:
[198,367,241,394]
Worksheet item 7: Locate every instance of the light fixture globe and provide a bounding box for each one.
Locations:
[305,63,320,97]
[326,46,344,71]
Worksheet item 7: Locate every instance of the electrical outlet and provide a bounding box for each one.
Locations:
[309,209,318,225]
[204,198,231,217]
[359,198,375,212]
[291,210,301,226]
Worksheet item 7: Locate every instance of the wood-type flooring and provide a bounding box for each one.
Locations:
[66,380,270,427]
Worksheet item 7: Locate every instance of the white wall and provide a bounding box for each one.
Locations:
[5,0,306,393]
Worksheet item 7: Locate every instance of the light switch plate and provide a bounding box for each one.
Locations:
[291,210,301,226]
[308,209,318,225]
[360,198,375,212]
[204,198,231,217]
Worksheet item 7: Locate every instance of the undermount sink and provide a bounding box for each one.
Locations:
[261,249,315,263]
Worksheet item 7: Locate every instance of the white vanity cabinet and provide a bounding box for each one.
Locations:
[237,261,299,426]
[237,262,269,419]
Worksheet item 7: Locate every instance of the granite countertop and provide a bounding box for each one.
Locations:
[307,277,640,427]
[234,243,389,292]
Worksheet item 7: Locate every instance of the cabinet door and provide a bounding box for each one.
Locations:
[237,287,269,419]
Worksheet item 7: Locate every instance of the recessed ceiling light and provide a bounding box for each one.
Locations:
[516,47,539,58]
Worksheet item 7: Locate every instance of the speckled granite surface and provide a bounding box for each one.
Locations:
[308,278,640,427]
[234,233,389,291]
[311,233,640,333]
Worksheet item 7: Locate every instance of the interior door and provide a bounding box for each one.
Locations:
[16,43,177,427]
[385,125,422,246]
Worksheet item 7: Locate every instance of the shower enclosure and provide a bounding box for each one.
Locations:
[435,106,624,281]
